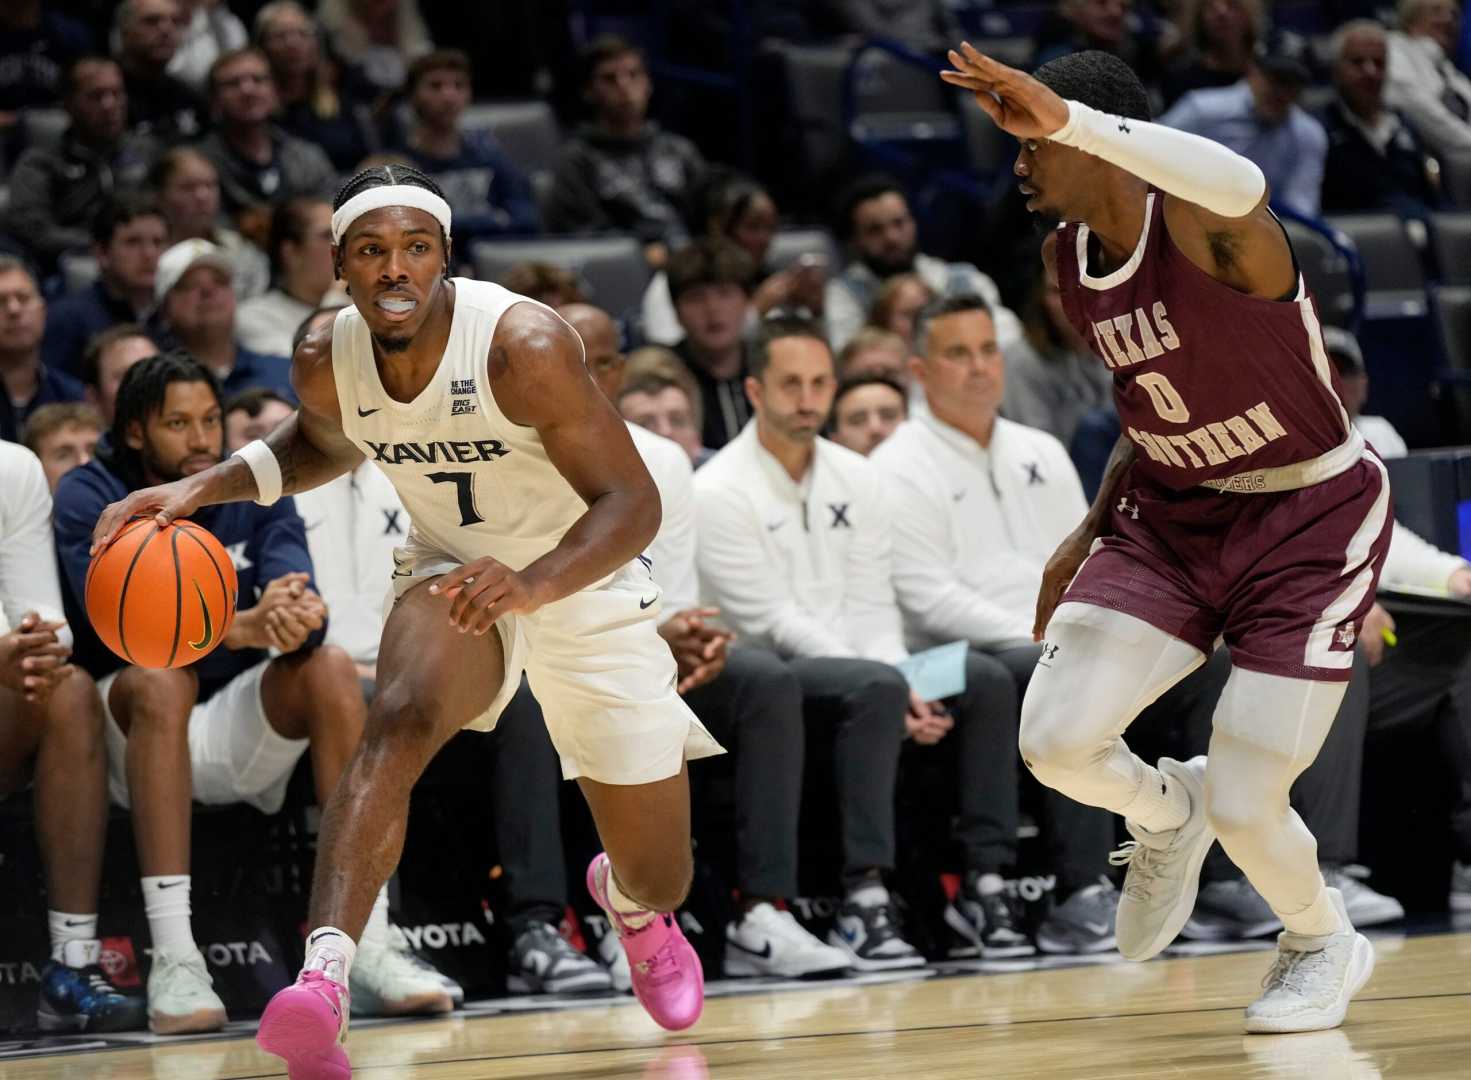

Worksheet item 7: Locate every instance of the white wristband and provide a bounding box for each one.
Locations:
[1049,100,1266,219]
[233,439,283,506]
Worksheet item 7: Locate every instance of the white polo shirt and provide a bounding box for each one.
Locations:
[693,421,906,663]
[0,442,70,643]
[294,461,408,667]
[870,412,1086,650]
[627,420,698,614]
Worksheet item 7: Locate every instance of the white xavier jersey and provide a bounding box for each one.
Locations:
[331,279,589,573]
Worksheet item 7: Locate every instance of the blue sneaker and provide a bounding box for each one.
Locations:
[38,941,146,1033]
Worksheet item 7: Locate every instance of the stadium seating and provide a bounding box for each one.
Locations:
[470,235,650,317]
[1430,212,1471,286]
[766,228,841,271]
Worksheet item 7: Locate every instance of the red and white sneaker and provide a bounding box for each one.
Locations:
[257,969,351,1079]
[586,853,704,1031]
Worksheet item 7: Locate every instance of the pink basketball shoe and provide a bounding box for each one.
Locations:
[256,969,352,1079]
[586,853,704,1031]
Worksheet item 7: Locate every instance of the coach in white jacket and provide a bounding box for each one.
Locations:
[870,295,1118,955]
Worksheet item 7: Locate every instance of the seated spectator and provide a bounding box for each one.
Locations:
[317,0,433,97]
[498,262,584,307]
[112,0,203,142]
[870,296,1119,954]
[828,374,907,457]
[254,1,380,174]
[1033,0,1170,85]
[53,351,448,1031]
[1160,30,1328,217]
[866,273,934,348]
[222,385,294,451]
[668,239,755,450]
[151,147,270,299]
[81,323,158,424]
[1322,20,1443,218]
[642,171,825,346]
[0,0,92,122]
[546,35,707,268]
[0,257,85,444]
[0,441,145,1034]
[195,47,336,221]
[565,302,851,979]
[166,0,246,95]
[825,175,1024,354]
[1161,0,1265,108]
[837,327,911,385]
[41,193,166,380]
[1387,0,1471,156]
[617,346,710,466]
[21,402,102,491]
[393,49,540,243]
[1325,325,1408,458]
[235,197,339,357]
[150,238,294,400]
[809,0,960,53]
[1004,262,1113,446]
[694,316,926,971]
[3,56,155,275]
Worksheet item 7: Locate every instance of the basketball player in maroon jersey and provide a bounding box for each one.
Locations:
[941,46,1389,1032]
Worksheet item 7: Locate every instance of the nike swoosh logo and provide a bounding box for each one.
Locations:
[304,520,322,532]
[156,880,186,889]
[639,595,659,609]
[187,581,214,651]
[767,520,786,531]
[308,930,337,946]
[357,406,380,417]
[953,491,966,501]
[727,938,773,959]
[64,918,92,927]
[1083,922,1111,935]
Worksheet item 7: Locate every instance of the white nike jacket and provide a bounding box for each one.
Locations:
[693,421,907,663]
[870,412,1087,650]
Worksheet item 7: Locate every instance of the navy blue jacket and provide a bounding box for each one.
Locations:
[42,280,139,380]
[52,436,323,698]
[0,362,86,443]
[223,346,296,404]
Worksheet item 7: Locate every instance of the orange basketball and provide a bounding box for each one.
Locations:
[85,518,238,669]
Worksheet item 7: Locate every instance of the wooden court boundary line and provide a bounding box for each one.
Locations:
[216,987,1471,1079]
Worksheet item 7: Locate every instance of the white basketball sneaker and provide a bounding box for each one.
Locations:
[146,948,227,1034]
[725,903,851,978]
[1110,756,1214,961]
[1245,887,1375,1034]
[350,939,454,1017]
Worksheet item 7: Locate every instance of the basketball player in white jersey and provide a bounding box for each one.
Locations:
[92,165,723,1079]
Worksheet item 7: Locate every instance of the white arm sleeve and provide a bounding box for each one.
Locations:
[1382,521,1468,592]
[1050,100,1267,218]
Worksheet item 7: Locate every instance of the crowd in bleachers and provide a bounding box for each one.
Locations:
[2,0,1471,1040]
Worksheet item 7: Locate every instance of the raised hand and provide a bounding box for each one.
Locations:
[940,41,1070,140]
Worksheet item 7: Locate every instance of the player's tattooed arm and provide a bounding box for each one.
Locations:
[264,320,365,496]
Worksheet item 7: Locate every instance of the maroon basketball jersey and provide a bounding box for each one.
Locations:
[1055,191,1353,492]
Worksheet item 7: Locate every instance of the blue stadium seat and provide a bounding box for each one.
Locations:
[470,235,651,318]
[766,228,841,272]
[1430,212,1471,285]
[461,101,562,179]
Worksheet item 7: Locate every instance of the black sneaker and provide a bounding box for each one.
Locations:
[945,891,1036,959]
[37,942,146,1033]
[507,922,614,994]
[827,897,925,972]
[1036,880,1120,955]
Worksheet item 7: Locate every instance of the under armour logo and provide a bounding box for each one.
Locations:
[829,503,852,528]
[636,553,653,571]
[1118,119,1132,134]
[382,509,403,536]
[1335,622,1357,648]
[1024,462,1044,486]
[1117,497,1140,520]
[1039,643,1060,666]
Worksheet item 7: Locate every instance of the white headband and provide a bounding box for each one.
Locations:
[331,185,454,244]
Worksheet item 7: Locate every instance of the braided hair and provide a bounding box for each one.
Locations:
[331,164,452,280]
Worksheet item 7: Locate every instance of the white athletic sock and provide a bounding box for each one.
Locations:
[846,882,890,909]
[142,875,196,956]
[303,927,357,983]
[359,885,391,950]
[605,869,656,929]
[1121,763,1191,834]
[1280,886,1345,938]
[49,911,98,963]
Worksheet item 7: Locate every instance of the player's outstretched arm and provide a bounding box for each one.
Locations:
[1032,434,1135,641]
[943,43,1295,297]
[472,303,661,610]
[90,321,364,553]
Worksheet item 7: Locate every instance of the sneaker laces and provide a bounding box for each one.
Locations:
[1260,945,1332,999]
[1109,841,1164,900]
[153,949,211,988]
[632,916,681,986]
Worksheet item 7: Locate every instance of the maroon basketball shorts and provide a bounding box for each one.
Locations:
[1062,453,1393,682]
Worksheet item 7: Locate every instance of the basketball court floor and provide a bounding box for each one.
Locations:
[5,925,1468,1079]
